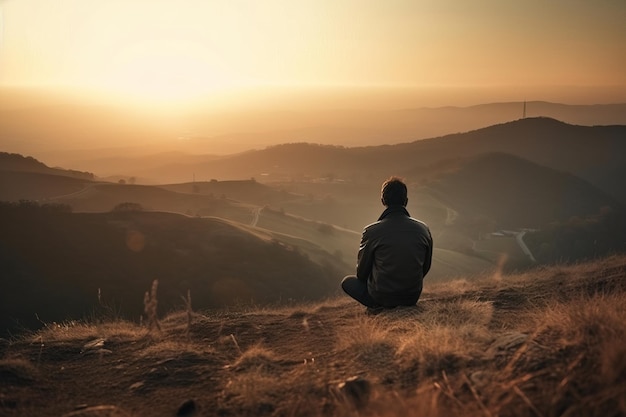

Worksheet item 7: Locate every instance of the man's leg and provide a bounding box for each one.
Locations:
[341,275,381,308]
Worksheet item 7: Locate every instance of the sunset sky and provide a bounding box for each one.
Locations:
[1,0,625,105]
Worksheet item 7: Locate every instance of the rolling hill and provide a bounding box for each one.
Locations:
[159,179,299,206]
[92,118,626,205]
[252,206,494,283]
[0,153,97,202]
[2,149,618,282]
[8,117,621,210]
[0,170,93,202]
[0,204,346,336]
[3,86,625,165]
[50,182,256,221]
[0,152,94,180]
[417,152,619,229]
[0,169,262,225]
[402,117,626,203]
[0,158,293,224]
[4,113,625,290]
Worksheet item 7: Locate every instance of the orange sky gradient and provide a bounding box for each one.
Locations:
[1,0,625,108]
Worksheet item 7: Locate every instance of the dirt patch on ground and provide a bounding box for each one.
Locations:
[2,256,626,417]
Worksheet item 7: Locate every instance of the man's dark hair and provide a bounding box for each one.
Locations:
[381,176,408,206]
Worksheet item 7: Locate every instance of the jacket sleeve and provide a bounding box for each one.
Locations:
[356,228,374,282]
[423,229,433,278]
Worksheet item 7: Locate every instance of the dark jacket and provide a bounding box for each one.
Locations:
[356,206,433,307]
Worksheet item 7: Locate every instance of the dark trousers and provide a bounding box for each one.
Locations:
[341,275,381,308]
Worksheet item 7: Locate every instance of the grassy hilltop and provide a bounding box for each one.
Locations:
[1,255,625,417]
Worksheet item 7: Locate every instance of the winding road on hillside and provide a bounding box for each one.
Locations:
[41,183,98,202]
[445,207,459,226]
[250,207,262,227]
[516,231,536,263]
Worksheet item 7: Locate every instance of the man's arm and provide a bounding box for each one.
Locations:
[356,229,374,282]
[423,230,433,277]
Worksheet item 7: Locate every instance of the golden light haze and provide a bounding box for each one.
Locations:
[1,0,625,107]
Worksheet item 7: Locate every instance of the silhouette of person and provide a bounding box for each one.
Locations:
[342,176,433,312]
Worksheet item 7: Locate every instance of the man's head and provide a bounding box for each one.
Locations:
[381,176,408,207]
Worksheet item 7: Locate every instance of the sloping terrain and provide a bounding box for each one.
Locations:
[0,162,283,225]
[51,182,256,221]
[0,171,93,202]
[0,152,96,202]
[4,149,622,283]
[0,153,505,280]
[98,118,626,204]
[0,152,94,180]
[419,152,619,229]
[256,205,494,283]
[400,118,626,203]
[0,154,501,291]
[1,255,624,417]
[158,180,299,206]
[0,205,347,336]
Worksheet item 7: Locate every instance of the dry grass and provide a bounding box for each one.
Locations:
[138,339,216,360]
[523,292,626,417]
[231,345,281,373]
[2,255,626,417]
[219,370,281,414]
[28,320,143,344]
[0,358,38,385]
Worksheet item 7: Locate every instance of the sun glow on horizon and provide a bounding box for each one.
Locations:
[1,0,625,106]
[97,39,242,102]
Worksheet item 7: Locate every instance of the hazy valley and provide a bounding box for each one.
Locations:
[2,112,626,334]
[1,98,626,416]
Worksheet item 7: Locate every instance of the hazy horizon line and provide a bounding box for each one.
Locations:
[2,83,626,111]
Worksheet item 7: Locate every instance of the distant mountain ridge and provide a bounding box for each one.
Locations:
[2,121,625,314]
[127,117,626,203]
[3,118,623,229]
[406,117,626,202]
[402,101,626,128]
[3,87,625,162]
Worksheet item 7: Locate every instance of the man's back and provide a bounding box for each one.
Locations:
[341,176,433,310]
[357,206,432,307]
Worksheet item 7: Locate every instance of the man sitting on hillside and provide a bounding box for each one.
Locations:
[342,177,433,313]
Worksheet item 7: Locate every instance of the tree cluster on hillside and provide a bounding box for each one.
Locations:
[0,200,72,213]
[111,202,144,212]
[525,207,626,263]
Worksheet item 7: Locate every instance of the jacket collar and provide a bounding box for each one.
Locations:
[378,205,411,221]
